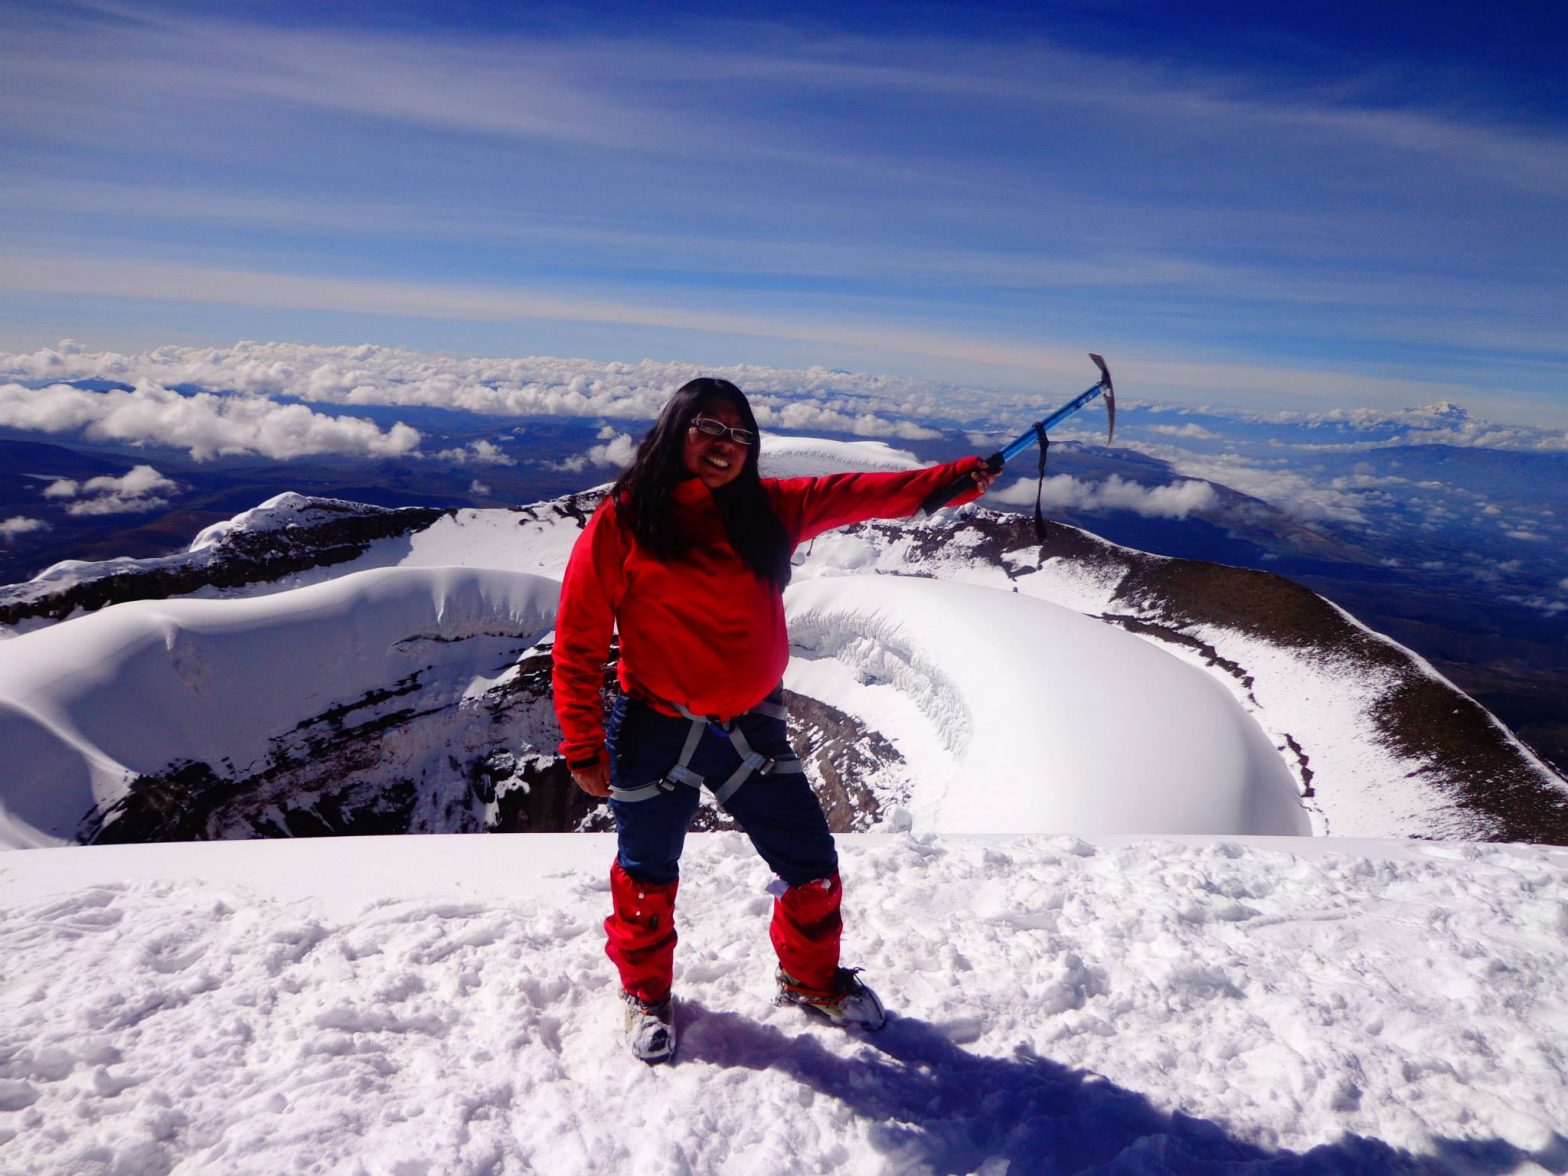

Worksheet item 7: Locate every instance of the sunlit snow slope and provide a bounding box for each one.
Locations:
[2,833,1565,1173]
[787,576,1307,835]
[0,567,557,848]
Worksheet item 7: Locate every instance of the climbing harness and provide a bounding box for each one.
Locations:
[608,691,804,807]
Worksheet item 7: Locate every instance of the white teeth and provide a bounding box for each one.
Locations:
[706,456,730,469]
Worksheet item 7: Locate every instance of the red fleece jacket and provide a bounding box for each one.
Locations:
[551,458,984,765]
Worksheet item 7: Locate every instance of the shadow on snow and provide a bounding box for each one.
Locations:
[677,1003,1567,1175]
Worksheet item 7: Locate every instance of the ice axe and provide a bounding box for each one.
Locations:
[919,352,1116,516]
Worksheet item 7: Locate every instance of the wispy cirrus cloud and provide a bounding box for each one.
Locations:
[22,6,1566,201]
[0,3,675,153]
[2,3,1565,426]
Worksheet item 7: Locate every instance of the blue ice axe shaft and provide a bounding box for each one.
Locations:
[919,353,1116,515]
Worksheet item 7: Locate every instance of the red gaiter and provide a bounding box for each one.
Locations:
[770,873,843,993]
[605,861,679,1003]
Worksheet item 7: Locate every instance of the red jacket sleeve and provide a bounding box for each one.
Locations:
[551,498,627,764]
[767,457,987,546]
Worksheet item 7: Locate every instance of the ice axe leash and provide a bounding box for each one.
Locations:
[918,353,1117,539]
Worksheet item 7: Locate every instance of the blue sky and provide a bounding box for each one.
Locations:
[2,0,1566,426]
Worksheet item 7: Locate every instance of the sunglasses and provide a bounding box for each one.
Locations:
[690,416,757,447]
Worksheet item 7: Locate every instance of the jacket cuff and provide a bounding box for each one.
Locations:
[945,456,987,508]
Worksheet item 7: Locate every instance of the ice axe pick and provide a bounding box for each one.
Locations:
[919,352,1116,516]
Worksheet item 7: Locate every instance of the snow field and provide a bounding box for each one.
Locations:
[758,437,923,479]
[786,575,1309,837]
[0,566,560,846]
[3,833,1564,1174]
[1181,623,1472,840]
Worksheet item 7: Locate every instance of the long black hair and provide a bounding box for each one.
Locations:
[611,377,792,589]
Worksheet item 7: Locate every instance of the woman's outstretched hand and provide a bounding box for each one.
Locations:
[571,758,612,797]
[969,459,1003,495]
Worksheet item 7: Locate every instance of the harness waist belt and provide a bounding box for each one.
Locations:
[609,690,803,805]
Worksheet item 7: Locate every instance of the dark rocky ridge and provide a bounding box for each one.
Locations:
[0,498,452,629]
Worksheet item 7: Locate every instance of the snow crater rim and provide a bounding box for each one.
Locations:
[787,605,973,761]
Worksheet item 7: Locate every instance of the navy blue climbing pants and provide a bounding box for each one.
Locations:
[605,693,839,888]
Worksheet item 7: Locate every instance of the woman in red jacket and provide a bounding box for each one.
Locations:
[552,377,994,1063]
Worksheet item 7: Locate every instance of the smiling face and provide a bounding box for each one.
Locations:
[681,398,751,490]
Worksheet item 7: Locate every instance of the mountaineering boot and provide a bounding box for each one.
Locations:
[776,966,887,1030]
[621,990,676,1064]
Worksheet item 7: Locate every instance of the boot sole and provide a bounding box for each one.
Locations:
[775,991,887,1031]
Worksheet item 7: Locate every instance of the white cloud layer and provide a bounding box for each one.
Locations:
[587,431,636,469]
[42,465,180,517]
[990,473,1218,519]
[1147,423,1223,440]
[1128,445,1371,524]
[0,377,421,461]
[433,440,513,466]
[1,516,50,541]
[11,341,1562,457]
[555,428,637,473]
[0,341,952,442]
[1224,402,1568,454]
